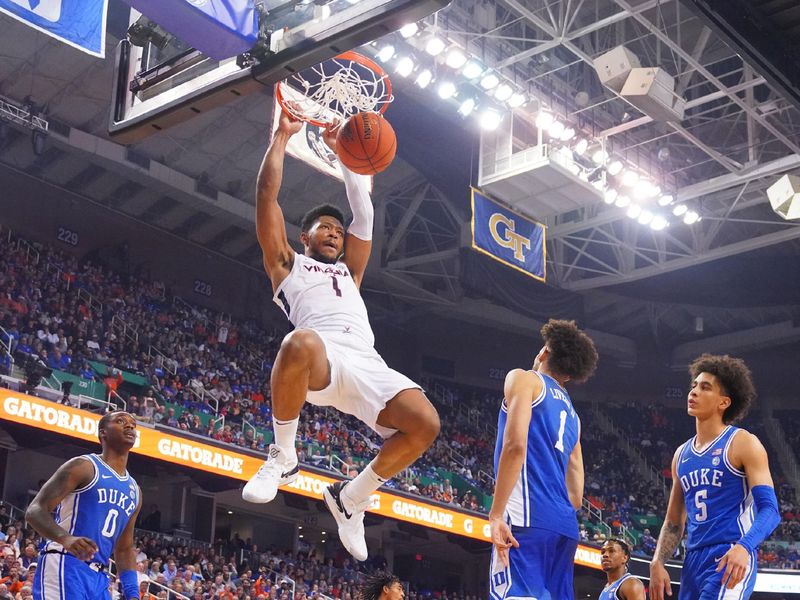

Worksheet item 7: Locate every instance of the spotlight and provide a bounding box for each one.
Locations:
[574,138,589,155]
[614,195,630,208]
[399,23,419,38]
[650,215,669,230]
[395,57,414,77]
[626,204,642,219]
[458,97,476,117]
[535,111,554,129]
[437,81,456,99]
[658,194,674,206]
[508,93,527,108]
[494,84,513,102]
[479,73,499,90]
[607,160,623,176]
[637,210,654,225]
[480,109,502,131]
[425,36,446,56]
[415,69,433,89]
[445,48,467,69]
[560,127,576,142]
[592,150,608,165]
[604,189,618,204]
[548,121,565,139]
[621,170,639,187]
[633,179,657,199]
[462,60,485,79]
[376,45,395,62]
[683,210,700,225]
[672,204,688,216]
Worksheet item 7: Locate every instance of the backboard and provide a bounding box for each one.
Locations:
[109,0,449,143]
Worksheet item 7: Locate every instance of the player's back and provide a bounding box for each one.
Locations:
[42,454,139,565]
[676,425,752,551]
[494,371,580,538]
[273,253,374,347]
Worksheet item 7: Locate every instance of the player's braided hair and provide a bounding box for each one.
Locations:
[540,319,598,383]
[301,203,346,232]
[689,354,756,424]
[605,537,630,560]
[357,572,401,600]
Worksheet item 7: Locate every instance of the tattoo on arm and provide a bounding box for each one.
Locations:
[655,520,682,563]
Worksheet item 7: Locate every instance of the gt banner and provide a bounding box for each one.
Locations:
[0,0,108,57]
[471,188,546,282]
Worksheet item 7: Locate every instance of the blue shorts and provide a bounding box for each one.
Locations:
[33,552,111,600]
[679,543,757,600]
[490,526,578,600]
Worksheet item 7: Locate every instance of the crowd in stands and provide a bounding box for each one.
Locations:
[2,230,800,571]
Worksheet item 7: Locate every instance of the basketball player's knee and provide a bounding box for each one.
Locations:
[414,408,440,448]
[279,329,322,364]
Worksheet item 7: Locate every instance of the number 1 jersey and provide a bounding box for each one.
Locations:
[42,454,139,565]
[494,371,580,538]
[273,253,374,347]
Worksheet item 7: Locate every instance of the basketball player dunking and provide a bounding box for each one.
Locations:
[649,354,780,600]
[599,538,646,600]
[489,319,598,600]
[26,411,142,600]
[242,110,440,561]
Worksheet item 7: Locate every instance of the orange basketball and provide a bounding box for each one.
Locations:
[336,112,397,176]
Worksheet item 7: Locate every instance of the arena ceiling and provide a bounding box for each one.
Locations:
[1,0,799,355]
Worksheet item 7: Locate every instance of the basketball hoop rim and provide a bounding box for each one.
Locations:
[275,51,393,128]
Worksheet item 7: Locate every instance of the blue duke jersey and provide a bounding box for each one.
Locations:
[273,253,374,347]
[42,454,139,565]
[676,426,753,551]
[494,371,580,538]
[599,574,635,600]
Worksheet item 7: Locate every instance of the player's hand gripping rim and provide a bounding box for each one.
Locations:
[716,543,750,590]
[489,517,519,568]
[648,560,672,600]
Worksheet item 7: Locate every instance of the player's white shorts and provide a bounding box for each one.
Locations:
[306,331,421,438]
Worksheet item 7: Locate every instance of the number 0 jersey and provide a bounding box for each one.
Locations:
[41,454,139,565]
[676,425,753,551]
[494,371,580,538]
[273,253,374,347]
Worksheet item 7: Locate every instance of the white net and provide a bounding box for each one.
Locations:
[277,54,392,125]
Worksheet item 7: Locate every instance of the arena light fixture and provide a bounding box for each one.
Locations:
[425,35,446,56]
[548,120,565,139]
[508,93,527,108]
[683,210,700,225]
[633,179,656,199]
[592,149,608,165]
[627,204,642,219]
[560,127,576,142]
[445,48,467,69]
[458,97,476,117]
[604,189,618,204]
[480,73,499,90]
[437,81,456,99]
[672,204,688,216]
[535,110,554,129]
[399,23,419,38]
[395,57,415,77]
[658,194,674,206]
[480,108,502,131]
[574,138,589,156]
[650,215,669,230]
[415,69,433,89]
[607,160,623,176]
[621,169,639,187]
[377,45,395,62]
[462,59,485,80]
[494,84,513,102]
[614,195,631,208]
[637,209,654,225]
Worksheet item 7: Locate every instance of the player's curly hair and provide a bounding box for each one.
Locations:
[357,572,401,600]
[540,319,598,383]
[603,537,631,561]
[301,203,345,232]
[689,353,756,424]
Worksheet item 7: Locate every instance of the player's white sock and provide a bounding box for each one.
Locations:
[342,461,386,509]
[272,417,299,463]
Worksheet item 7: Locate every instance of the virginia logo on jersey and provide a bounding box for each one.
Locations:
[303,264,349,277]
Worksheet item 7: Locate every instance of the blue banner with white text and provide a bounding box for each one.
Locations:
[471,189,546,282]
[0,0,108,57]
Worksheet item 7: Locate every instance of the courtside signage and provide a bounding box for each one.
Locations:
[471,188,546,282]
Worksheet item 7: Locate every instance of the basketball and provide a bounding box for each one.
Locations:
[336,112,397,175]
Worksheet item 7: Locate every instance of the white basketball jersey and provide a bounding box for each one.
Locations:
[273,253,374,347]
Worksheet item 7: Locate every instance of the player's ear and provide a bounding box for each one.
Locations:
[300,230,310,246]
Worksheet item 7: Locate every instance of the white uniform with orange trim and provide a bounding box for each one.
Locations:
[273,252,419,437]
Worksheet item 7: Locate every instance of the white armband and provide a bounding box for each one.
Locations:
[341,166,374,241]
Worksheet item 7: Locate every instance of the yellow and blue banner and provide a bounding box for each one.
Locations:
[0,0,108,57]
[471,188,546,282]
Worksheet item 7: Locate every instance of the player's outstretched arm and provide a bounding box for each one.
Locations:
[114,496,143,600]
[649,449,686,600]
[25,457,99,561]
[716,431,780,590]
[322,124,373,287]
[488,369,542,567]
[619,577,646,600]
[256,110,301,289]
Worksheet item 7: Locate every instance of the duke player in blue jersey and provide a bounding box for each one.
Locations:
[649,354,780,600]
[599,539,645,600]
[489,319,599,600]
[25,411,142,600]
